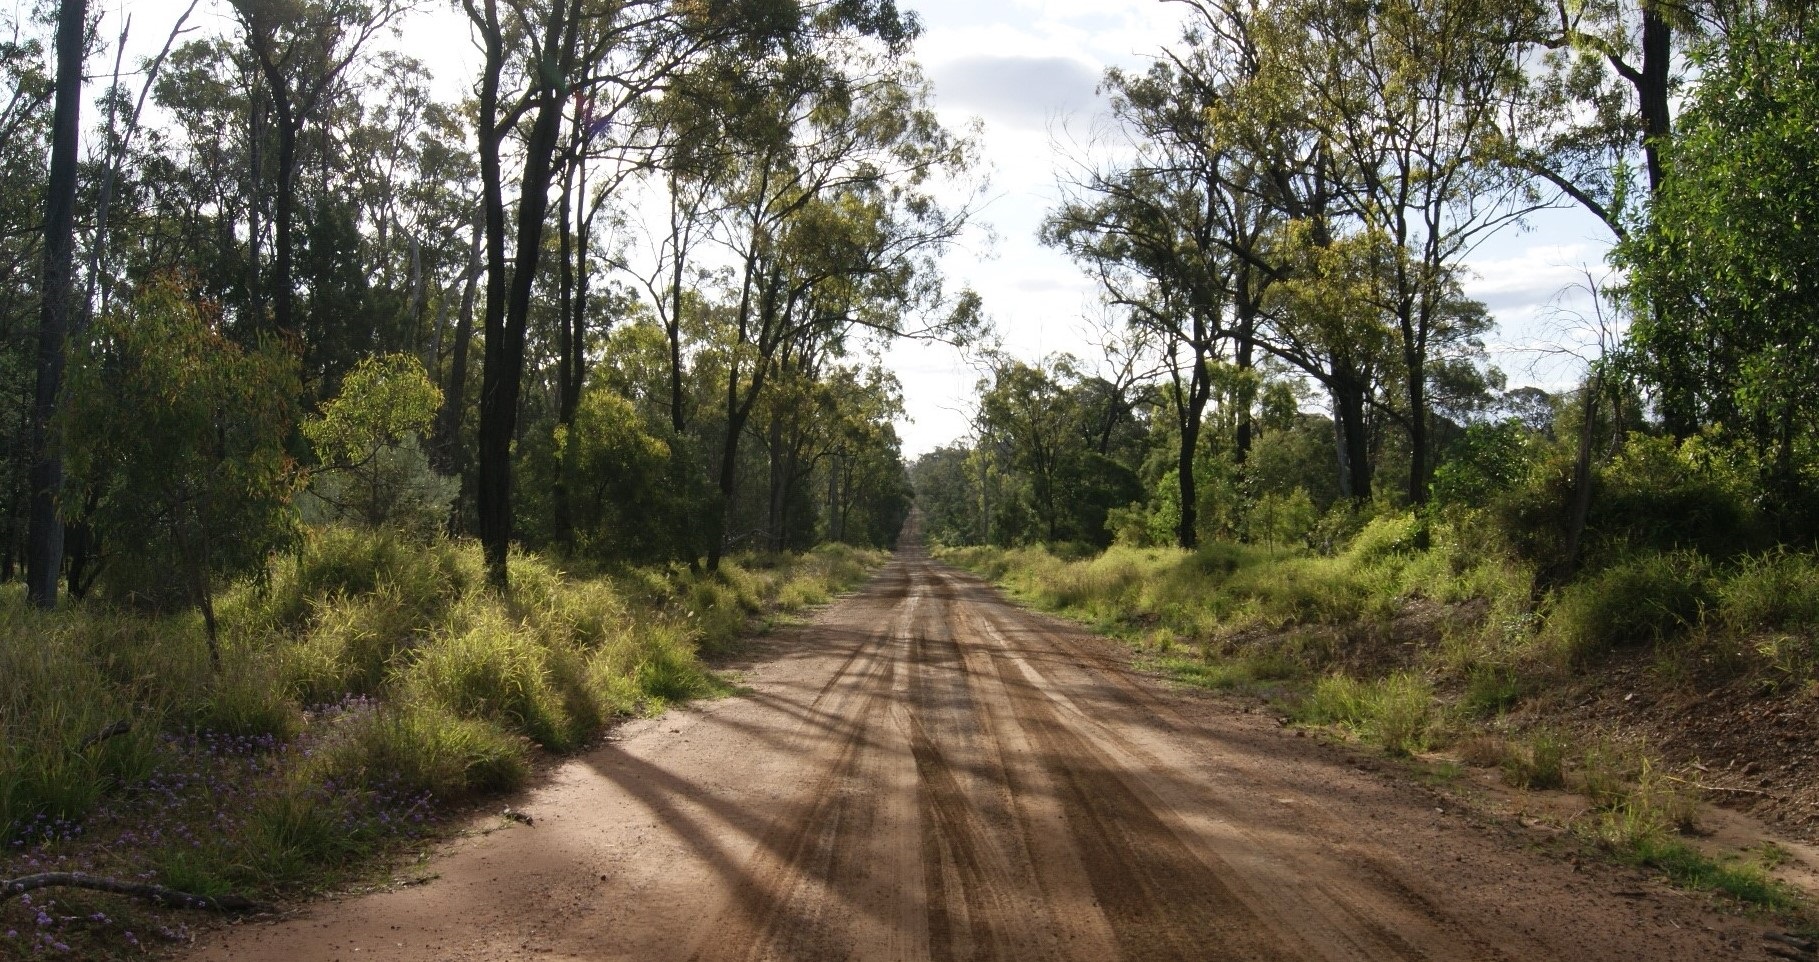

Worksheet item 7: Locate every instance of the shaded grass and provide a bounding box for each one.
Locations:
[1142,652,1303,692]
[1618,837,1804,913]
[0,531,883,958]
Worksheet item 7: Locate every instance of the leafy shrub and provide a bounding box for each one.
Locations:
[62,278,303,616]
[301,354,453,536]
[1431,420,1536,511]
[1592,433,1763,561]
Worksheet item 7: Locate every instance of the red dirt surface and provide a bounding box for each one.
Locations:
[188,542,1792,961]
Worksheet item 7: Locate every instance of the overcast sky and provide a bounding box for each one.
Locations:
[98,0,1619,458]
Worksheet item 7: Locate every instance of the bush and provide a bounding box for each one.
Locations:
[1546,551,1713,662]
[1591,433,1762,561]
[309,702,529,800]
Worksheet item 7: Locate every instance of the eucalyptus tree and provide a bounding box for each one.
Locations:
[693,37,977,569]
[0,10,52,583]
[24,0,84,608]
[1045,53,1260,548]
[460,0,856,585]
[229,0,409,338]
[1249,0,1545,504]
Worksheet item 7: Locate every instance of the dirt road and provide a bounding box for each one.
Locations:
[192,544,1783,961]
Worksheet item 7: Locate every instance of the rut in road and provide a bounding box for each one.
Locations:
[190,544,1780,962]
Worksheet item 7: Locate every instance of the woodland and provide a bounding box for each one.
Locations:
[3,0,1819,953]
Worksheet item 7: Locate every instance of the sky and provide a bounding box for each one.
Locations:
[90,0,1620,458]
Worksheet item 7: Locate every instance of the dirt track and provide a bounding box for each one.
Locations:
[192,542,1785,961]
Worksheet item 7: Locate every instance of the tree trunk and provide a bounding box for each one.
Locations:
[1233,294,1257,466]
[667,171,689,433]
[1556,376,1601,585]
[1333,381,1372,503]
[434,217,483,479]
[26,0,87,609]
[1177,366,1211,551]
[269,99,298,336]
[1404,348,1428,506]
[766,415,785,552]
[474,0,580,586]
[552,143,578,553]
[1638,5,1671,195]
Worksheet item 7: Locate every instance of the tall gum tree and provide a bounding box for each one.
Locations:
[694,37,979,570]
[230,0,405,339]
[25,0,86,608]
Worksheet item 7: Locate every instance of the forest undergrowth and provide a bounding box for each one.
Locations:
[942,516,1819,922]
[0,528,882,960]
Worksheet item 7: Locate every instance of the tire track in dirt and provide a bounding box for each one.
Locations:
[186,542,1785,962]
[906,577,1053,962]
[951,568,1492,961]
[686,567,921,962]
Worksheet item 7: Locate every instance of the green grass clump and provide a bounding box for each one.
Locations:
[403,607,582,751]
[1717,550,1819,634]
[1462,663,1525,716]
[310,702,530,799]
[1618,836,1804,913]
[1296,671,1434,755]
[1546,551,1712,663]
[1147,652,1301,692]
[1500,728,1569,790]
[1345,513,1422,564]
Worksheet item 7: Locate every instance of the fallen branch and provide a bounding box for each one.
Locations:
[1660,773,1779,799]
[75,720,131,752]
[2,873,272,913]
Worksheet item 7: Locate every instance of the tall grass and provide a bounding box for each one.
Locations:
[1294,672,1435,755]
[1,529,883,890]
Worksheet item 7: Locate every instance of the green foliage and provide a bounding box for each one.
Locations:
[1296,672,1434,756]
[519,385,694,562]
[1545,551,1713,662]
[1244,488,1318,551]
[1594,434,1761,559]
[1148,652,1302,692]
[304,354,441,466]
[1621,15,1819,494]
[1431,420,1535,511]
[303,353,455,534]
[61,277,303,612]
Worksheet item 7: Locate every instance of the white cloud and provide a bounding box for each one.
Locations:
[929,55,1102,132]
